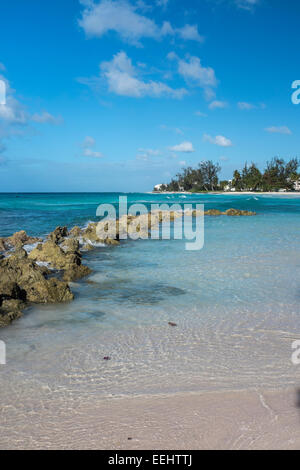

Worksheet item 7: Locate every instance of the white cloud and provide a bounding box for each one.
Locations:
[83,135,96,147]
[84,148,103,158]
[238,101,265,110]
[79,0,159,45]
[194,110,207,117]
[170,54,217,98]
[203,134,232,147]
[169,141,195,152]
[79,0,203,46]
[160,124,184,135]
[81,135,103,157]
[208,100,228,110]
[176,24,204,42]
[0,75,27,125]
[177,56,217,88]
[265,126,292,135]
[31,111,63,125]
[137,147,161,160]
[100,51,187,98]
[178,160,186,166]
[237,101,255,110]
[235,0,259,10]
[156,0,169,7]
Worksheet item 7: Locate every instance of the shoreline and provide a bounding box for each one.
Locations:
[151,191,300,195]
[1,387,299,449]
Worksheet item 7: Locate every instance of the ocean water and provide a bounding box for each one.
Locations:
[0,192,300,404]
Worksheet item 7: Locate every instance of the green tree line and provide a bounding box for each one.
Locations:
[154,158,300,192]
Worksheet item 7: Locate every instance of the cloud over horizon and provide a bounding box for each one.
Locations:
[169,141,195,152]
[265,126,292,135]
[203,134,233,147]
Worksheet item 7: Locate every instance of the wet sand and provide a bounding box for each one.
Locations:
[1,387,299,449]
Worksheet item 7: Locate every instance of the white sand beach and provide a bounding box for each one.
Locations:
[1,388,299,450]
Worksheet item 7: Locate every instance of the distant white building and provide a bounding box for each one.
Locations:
[294,179,300,191]
[154,184,165,191]
[224,180,235,192]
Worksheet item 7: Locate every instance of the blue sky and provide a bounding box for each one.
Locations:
[0,0,299,191]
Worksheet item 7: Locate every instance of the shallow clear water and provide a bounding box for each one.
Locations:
[1,193,300,402]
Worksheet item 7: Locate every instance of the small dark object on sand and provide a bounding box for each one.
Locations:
[103,356,111,360]
[168,322,177,327]
[128,437,132,440]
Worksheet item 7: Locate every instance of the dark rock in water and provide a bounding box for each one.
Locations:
[0,300,24,327]
[49,226,68,244]
[168,322,177,327]
[224,208,256,216]
[205,209,222,216]
[63,264,91,282]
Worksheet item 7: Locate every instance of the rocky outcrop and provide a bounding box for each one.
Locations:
[205,209,222,216]
[0,238,7,252]
[224,208,256,216]
[0,231,41,252]
[0,249,73,327]
[49,226,68,244]
[69,226,82,238]
[0,207,257,327]
[28,240,91,282]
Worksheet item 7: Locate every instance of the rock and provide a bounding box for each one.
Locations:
[104,238,120,246]
[0,238,8,252]
[0,249,74,305]
[82,243,95,251]
[61,238,80,254]
[49,226,68,244]
[26,278,74,303]
[63,264,91,282]
[69,226,82,238]
[29,241,68,269]
[29,240,91,281]
[0,300,24,327]
[0,281,26,302]
[205,209,222,216]
[224,208,256,216]
[5,230,40,249]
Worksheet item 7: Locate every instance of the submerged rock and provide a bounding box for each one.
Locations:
[205,209,222,216]
[224,208,256,216]
[0,300,24,328]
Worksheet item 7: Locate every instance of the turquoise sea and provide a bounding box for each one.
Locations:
[0,192,300,404]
